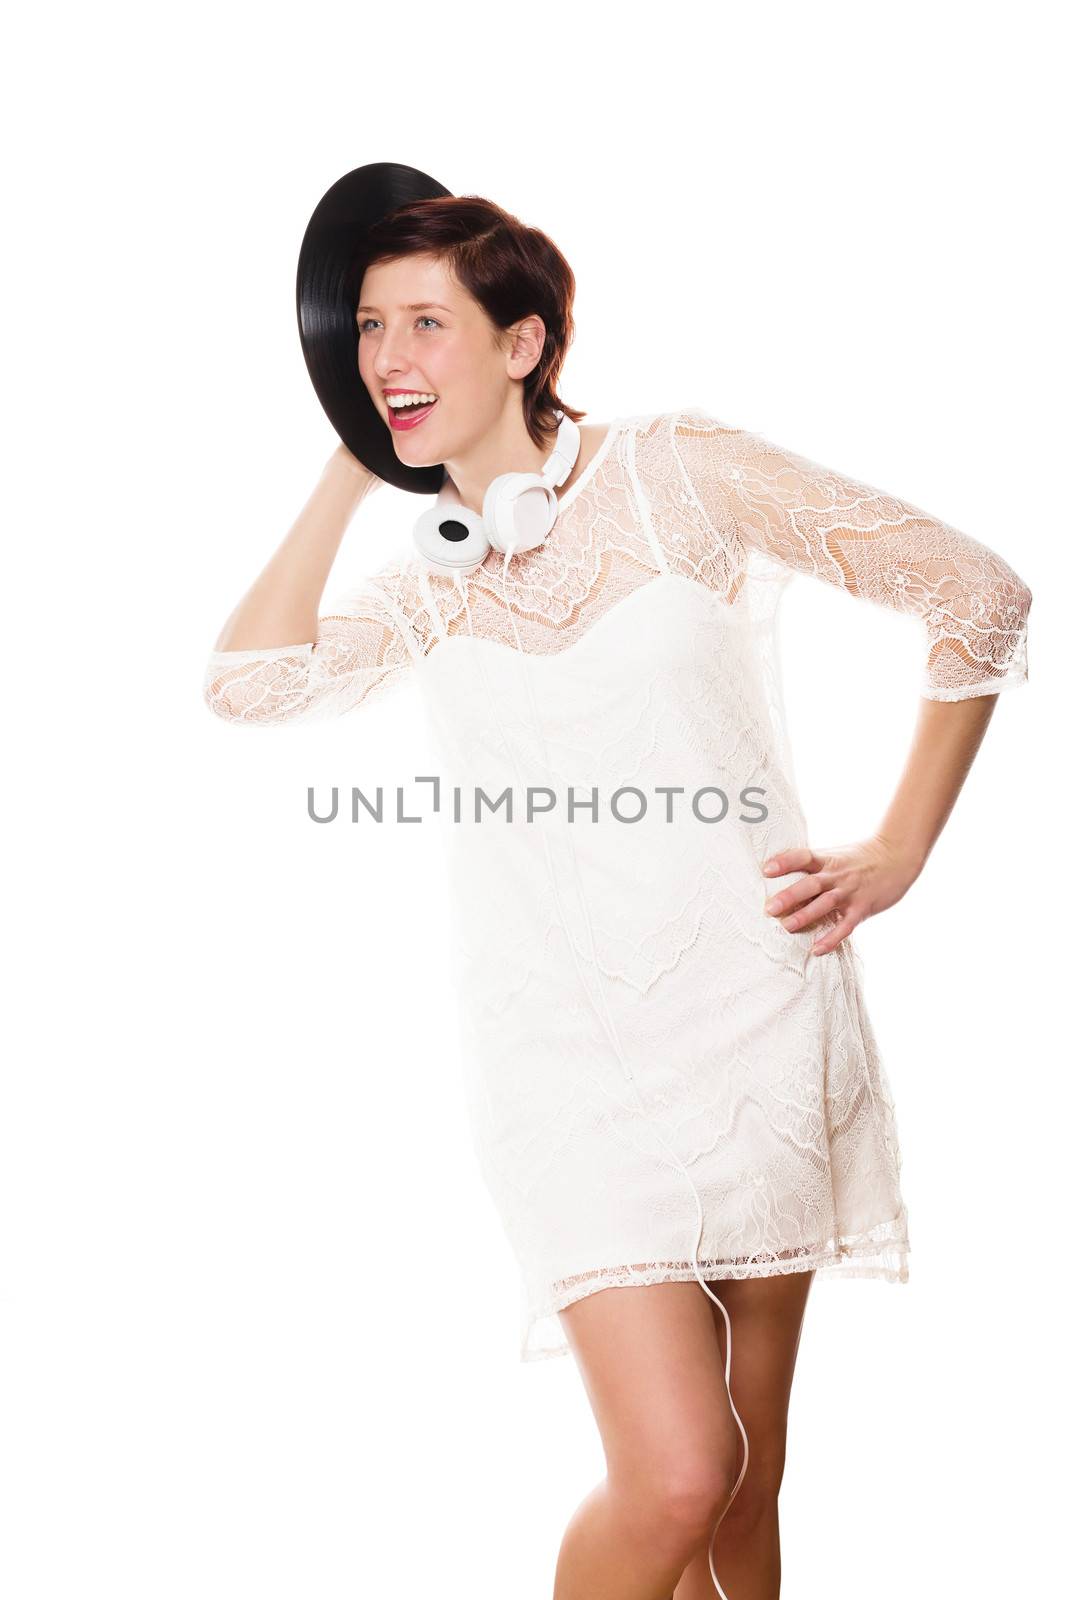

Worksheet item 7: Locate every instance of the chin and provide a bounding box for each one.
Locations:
[392,438,444,470]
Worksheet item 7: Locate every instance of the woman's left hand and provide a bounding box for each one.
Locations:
[762,836,923,957]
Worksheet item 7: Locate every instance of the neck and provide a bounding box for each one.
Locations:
[445,408,565,517]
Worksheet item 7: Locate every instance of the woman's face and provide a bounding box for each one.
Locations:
[356,253,520,467]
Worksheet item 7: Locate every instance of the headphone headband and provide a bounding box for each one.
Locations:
[538,412,582,490]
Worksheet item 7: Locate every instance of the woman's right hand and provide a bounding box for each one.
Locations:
[330,440,382,492]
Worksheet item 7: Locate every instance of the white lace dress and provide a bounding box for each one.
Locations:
[204,407,1032,1364]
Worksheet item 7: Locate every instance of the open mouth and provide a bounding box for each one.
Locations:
[386,396,438,431]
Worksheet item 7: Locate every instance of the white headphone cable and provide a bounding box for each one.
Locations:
[452,549,750,1599]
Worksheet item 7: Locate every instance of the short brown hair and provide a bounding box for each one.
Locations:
[355,194,586,451]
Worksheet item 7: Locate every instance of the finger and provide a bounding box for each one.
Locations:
[761,847,817,877]
[765,872,830,918]
[780,887,845,931]
[811,908,861,955]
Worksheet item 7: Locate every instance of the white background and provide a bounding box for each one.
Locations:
[3,2,1063,1595]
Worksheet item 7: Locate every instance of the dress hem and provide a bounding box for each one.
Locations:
[518,1217,910,1363]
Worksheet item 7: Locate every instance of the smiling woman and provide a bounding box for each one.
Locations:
[350,192,585,466]
[203,171,1033,1600]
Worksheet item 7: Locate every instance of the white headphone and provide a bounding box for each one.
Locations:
[412,409,581,575]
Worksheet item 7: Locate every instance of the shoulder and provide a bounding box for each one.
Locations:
[577,419,612,449]
[572,406,738,443]
[610,405,738,442]
[327,552,423,625]
[610,407,744,475]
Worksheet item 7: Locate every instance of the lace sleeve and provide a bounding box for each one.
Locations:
[671,407,1032,701]
[202,573,413,725]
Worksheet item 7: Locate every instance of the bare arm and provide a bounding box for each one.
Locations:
[213,444,380,653]
[875,694,997,874]
[203,447,415,725]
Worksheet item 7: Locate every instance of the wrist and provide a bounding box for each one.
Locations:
[328,442,375,487]
[874,829,929,881]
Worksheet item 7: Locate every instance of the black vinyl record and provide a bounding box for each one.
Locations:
[296,161,452,494]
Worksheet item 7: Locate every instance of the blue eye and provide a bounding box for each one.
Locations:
[357,316,441,334]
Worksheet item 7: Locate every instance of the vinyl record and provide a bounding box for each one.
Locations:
[296,161,453,493]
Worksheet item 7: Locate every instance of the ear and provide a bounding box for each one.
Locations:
[505,313,547,379]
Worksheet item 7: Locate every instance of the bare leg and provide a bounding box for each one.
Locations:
[553,1280,740,1600]
[674,1271,814,1600]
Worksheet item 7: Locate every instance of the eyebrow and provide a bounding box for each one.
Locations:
[355,301,452,314]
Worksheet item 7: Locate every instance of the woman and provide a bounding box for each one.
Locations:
[203,193,1032,1600]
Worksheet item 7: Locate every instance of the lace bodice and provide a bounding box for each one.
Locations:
[203,407,1032,722]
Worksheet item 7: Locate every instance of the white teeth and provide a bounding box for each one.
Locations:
[386,393,438,409]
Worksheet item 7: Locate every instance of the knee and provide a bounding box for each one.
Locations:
[642,1459,738,1545]
[718,1452,785,1535]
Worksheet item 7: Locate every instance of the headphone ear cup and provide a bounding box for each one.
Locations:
[413,499,491,573]
[484,472,558,556]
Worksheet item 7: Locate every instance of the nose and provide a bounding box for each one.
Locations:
[371,329,418,383]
